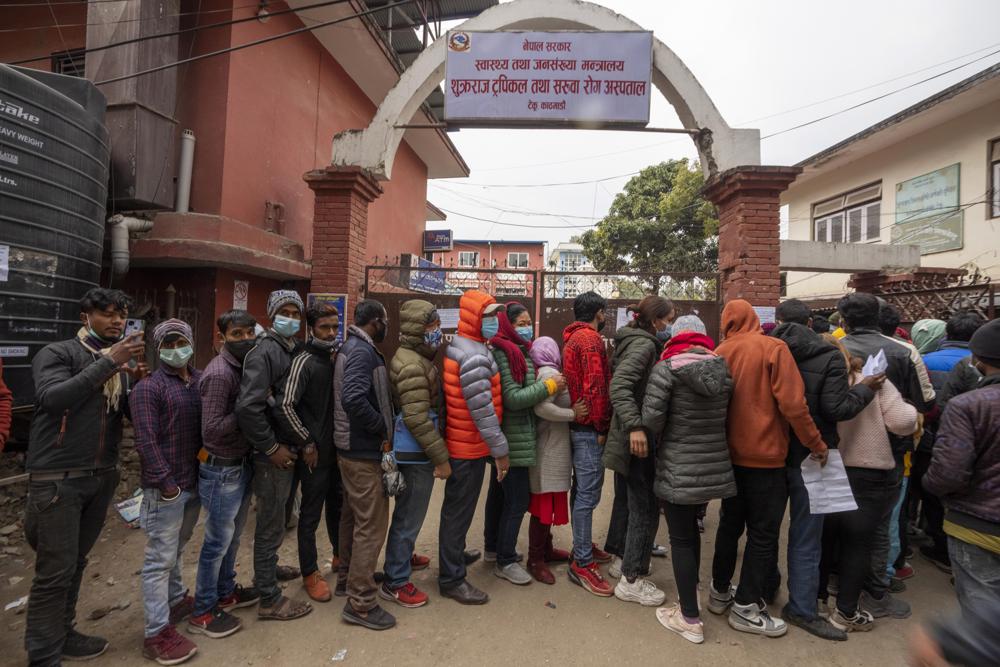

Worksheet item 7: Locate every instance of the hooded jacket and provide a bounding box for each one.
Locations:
[715,300,825,468]
[492,344,549,468]
[442,291,507,460]
[236,331,300,456]
[562,321,612,434]
[335,325,394,460]
[603,326,662,476]
[924,342,973,395]
[772,322,874,466]
[273,338,337,467]
[642,351,736,504]
[389,299,448,466]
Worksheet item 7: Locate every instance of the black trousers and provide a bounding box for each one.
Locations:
[439,457,486,589]
[604,472,629,557]
[295,458,342,576]
[621,456,658,580]
[483,465,530,565]
[24,470,118,666]
[711,465,787,606]
[663,501,702,618]
[911,448,948,558]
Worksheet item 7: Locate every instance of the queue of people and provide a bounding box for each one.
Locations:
[14,285,1000,665]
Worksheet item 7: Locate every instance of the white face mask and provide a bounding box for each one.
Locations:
[159,345,193,368]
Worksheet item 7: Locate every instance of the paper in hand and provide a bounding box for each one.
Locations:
[862,349,888,378]
[800,450,857,515]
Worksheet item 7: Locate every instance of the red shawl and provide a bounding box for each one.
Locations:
[660,331,716,361]
[490,310,531,383]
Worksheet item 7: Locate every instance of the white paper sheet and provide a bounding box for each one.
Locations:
[616,307,630,331]
[800,450,857,514]
[862,349,888,378]
[438,308,460,331]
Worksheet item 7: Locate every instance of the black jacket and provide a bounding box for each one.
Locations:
[334,326,394,460]
[273,339,337,466]
[842,327,934,457]
[27,339,131,472]
[773,323,874,466]
[236,331,300,456]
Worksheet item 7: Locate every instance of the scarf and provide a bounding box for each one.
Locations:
[77,327,123,412]
[490,310,531,383]
[660,331,716,362]
[529,336,561,370]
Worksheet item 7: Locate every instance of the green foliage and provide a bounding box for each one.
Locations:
[580,159,718,292]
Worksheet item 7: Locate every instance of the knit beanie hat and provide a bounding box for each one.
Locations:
[969,318,1000,366]
[671,314,707,337]
[152,318,193,349]
[267,289,304,320]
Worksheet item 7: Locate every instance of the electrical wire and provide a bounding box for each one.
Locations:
[0,1,264,33]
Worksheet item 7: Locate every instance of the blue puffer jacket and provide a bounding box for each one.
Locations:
[923,342,972,390]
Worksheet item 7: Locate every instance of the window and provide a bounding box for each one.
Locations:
[458,251,479,267]
[507,252,528,268]
[990,139,1000,219]
[51,49,85,77]
[812,183,882,243]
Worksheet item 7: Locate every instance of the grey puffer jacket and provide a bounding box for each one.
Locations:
[642,351,736,505]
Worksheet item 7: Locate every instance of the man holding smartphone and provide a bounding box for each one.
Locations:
[24,288,146,665]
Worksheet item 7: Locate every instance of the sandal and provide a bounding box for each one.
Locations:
[258,595,312,621]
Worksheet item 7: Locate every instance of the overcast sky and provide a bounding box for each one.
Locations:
[425,0,1000,251]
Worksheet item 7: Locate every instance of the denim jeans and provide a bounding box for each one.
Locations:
[662,502,702,619]
[384,463,435,588]
[24,470,118,666]
[140,488,201,637]
[712,465,787,606]
[603,472,628,558]
[296,460,337,577]
[438,457,486,589]
[483,465,531,566]
[886,477,909,577]
[253,460,294,607]
[786,465,824,619]
[621,455,657,580]
[864,462,902,599]
[570,428,605,566]
[194,462,252,617]
[948,537,1000,616]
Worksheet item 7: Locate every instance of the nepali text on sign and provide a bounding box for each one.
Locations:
[444,31,653,125]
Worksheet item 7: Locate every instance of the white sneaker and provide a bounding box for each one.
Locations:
[614,577,666,606]
[656,603,704,644]
[608,557,623,579]
[728,601,787,638]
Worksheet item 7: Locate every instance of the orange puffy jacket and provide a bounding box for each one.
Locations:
[443,291,507,460]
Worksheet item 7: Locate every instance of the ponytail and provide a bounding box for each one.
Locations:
[626,296,675,333]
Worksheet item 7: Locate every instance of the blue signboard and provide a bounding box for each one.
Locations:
[306,293,348,342]
[423,229,453,252]
[408,256,447,294]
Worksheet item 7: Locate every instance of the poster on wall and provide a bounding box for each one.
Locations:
[445,30,653,125]
[306,293,348,342]
[895,163,960,224]
[233,280,249,310]
[891,211,964,255]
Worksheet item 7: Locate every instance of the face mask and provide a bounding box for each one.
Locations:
[86,315,122,343]
[225,339,255,362]
[373,320,387,344]
[160,345,193,368]
[481,317,499,340]
[272,315,300,338]
[597,318,606,333]
[516,325,534,342]
[656,324,672,342]
[424,328,443,350]
[311,337,339,352]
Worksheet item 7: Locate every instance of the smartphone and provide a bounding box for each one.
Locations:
[124,319,145,337]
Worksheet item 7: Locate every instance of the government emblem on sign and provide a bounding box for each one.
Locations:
[448,32,470,52]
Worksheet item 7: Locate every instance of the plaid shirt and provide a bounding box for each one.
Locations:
[199,348,248,459]
[130,365,203,491]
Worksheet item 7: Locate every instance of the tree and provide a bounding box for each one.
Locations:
[580,159,718,294]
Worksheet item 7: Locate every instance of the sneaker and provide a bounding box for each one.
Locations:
[895,563,915,580]
[651,543,669,558]
[781,604,847,641]
[591,543,613,564]
[568,560,613,597]
[143,625,197,665]
[379,582,429,608]
[168,595,195,625]
[707,581,735,615]
[728,601,787,638]
[656,603,704,644]
[889,577,907,594]
[829,607,875,633]
[608,556,623,579]
[341,602,395,631]
[484,550,523,563]
[61,629,109,661]
[614,577,666,606]
[919,546,953,574]
[859,590,911,619]
[303,571,332,602]
[410,553,431,571]
[218,584,261,611]
[494,562,532,585]
[187,608,242,639]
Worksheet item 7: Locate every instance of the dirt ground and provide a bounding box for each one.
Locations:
[0,472,954,667]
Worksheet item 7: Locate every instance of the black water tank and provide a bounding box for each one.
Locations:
[0,65,110,409]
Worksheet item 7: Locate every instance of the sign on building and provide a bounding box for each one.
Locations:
[894,163,962,254]
[306,293,348,342]
[401,254,447,295]
[423,229,453,252]
[444,30,653,126]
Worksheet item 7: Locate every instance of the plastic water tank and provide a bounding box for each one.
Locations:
[0,65,110,408]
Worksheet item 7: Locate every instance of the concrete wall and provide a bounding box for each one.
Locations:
[783,100,1000,299]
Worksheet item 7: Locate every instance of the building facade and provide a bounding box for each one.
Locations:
[782,63,1000,301]
[427,238,546,297]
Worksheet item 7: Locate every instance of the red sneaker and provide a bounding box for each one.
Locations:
[568,560,613,597]
[168,595,195,625]
[379,582,429,608]
[143,625,197,665]
[590,543,613,564]
[410,553,431,570]
[896,564,915,580]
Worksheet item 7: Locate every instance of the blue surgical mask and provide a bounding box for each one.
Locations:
[159,345,193,368]
[272,315,300,338]
[424,328,443,350]
[656,328,672,342]
[516,325,534,342]
[481,317,499,340]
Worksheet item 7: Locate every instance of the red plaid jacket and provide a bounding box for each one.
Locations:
[562,322,611,434]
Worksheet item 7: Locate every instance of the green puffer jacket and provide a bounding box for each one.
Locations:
[388,300,448,466]
[492,347,551,467]
[603,326,663,476]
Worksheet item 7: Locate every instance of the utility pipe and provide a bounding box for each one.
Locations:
[109,214,154,277]
[175,129,196,213]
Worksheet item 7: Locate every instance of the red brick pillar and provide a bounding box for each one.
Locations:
[702,166,801,306]
[304,166,383,303]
